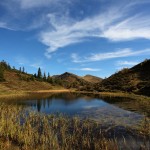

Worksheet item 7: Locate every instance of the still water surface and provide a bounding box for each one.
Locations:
[4,92,150,126]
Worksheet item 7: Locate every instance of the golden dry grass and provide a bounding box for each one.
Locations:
[0,70,63,92]
[82,75,102,83]
[0,103,116,150]
[0,102,149,150]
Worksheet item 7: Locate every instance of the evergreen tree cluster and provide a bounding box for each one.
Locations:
[33,67,63,85]
[19,67,25,73]
[34,67,51,82]
[0,60,63,85]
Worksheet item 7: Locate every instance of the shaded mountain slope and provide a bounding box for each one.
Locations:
[95,59,150,96]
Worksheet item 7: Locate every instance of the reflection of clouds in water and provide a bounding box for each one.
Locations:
[80,105,144,126]
[83,105,98,109]
[4,92,147,127]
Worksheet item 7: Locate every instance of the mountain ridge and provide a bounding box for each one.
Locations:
[95,59,150,96]
[51,72,90,88]
[0,59,149,97]
[82,75,103,83]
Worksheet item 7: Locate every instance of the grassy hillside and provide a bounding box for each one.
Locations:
[0,61,62,94]
[1,59,149,97]
[52,73,103,90]
[95,59,150,96]
[2,70,54,91]
[0,61,102,93]
[82,75,102,83]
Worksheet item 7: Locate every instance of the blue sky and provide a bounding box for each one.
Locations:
[0,0,150,78]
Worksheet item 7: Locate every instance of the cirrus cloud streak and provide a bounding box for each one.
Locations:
[71,48,150,63]
[69,67,101,72]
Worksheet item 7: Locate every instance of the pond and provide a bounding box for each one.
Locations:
[3,92,150,127]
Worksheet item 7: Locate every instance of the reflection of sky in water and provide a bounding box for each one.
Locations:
[81,104,143,126]
[4,94,145,126]
[33,98,107,114]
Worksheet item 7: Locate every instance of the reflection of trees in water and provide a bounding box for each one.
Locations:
[4,92,149,117]
[43,99,46,109]
[33,93,95,112]
[37,100,41,112]
[47,92,95,103]
[47,92,81,101]
[3,93,95,108]
[36,99,53,112]
[47,99,52,107]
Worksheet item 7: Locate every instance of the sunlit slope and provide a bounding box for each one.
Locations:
[0,70,56,93]
[83,75,102,83]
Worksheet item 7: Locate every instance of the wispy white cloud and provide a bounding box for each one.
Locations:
[80,68,101,71]
[115,60,140,71]
[44,52,52,59]
[0,22,15,30]
[0,22,7,28]
[69,67,101,72]
[71,48,150,63]
[102,15,150,41]
[19,0,54,9]
[39,0,150,58]
[15,56,44,69]
[14,0,68,9]
[40,9,123,56]
[116,60,139,66]
[29,58,44,69]
[1,0,150,58]
[30,62,44,69]
[15,56,29,65]
[0,0,71,31]
[71,53,81,63]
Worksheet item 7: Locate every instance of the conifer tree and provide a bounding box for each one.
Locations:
[43,72,47,81]
[48,72,50,78]
[22,67,25,73]
[37,67,42,79]
[19,67,22,72]
[34,73,37,78]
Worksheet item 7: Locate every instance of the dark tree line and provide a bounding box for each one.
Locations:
[33,67,51,82]
[19,67,25,73]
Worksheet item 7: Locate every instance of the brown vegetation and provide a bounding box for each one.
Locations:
[95,59,150,96]
[82,75,102,83]
[52,72,91,88]
[0,103,149,150]
[0,70,65,95]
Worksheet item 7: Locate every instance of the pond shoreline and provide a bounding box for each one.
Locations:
[0,90,149,149]
[0,89,150,100]
[0,89,150,101]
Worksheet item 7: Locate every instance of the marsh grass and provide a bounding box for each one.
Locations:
[0,103,149,150]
